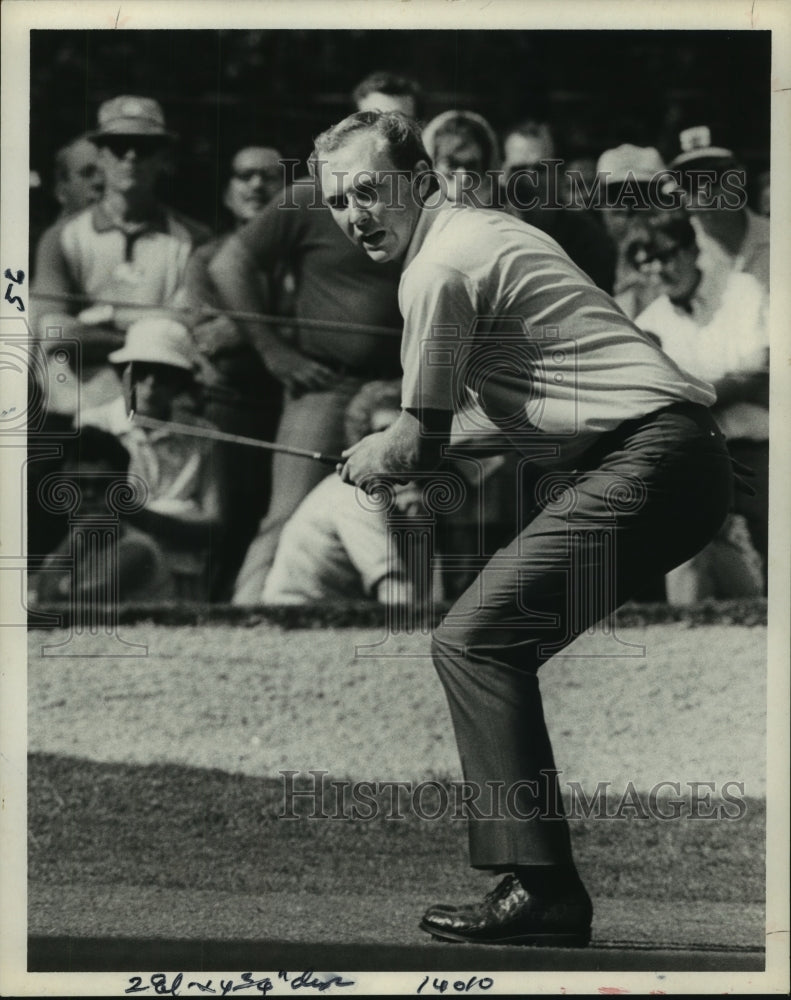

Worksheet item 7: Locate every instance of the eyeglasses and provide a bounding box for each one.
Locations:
[628,241,687,268]
[97,136,167,159]
[232,168,281,183]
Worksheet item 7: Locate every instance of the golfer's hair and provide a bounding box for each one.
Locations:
[344,379,403,448]
[352,71,425,119]
[62,426,131,475]
[311,111,432,175]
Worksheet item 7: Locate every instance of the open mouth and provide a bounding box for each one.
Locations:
[360,230,386,250]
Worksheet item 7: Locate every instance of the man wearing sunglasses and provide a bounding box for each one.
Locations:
[32,96,210,426]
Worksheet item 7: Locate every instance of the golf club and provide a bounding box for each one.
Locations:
[129,412,344,466]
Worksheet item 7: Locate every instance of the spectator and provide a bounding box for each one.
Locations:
[352,71,425,119]
[28,130,122,559]
[669,125,769,292]
[262,380,416,605]
[84,317,222,601]
[53,136,105,217]
[209,73,419,606]
[222,145,284,226]
[594,143,673,318]
[31,137,105,273]
[563,150,600,211]
[666,130,770,589]
[176,144,288,599]
[30,426,176,606]
[32,95,211,426]
[634,212,768,598]
[502,122,616,293]
[422,110,500,207]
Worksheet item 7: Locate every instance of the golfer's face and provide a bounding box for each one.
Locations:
[319,131,422,264]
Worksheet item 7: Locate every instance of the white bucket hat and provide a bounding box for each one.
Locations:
[596,144,668,186]
[108,317,198,371]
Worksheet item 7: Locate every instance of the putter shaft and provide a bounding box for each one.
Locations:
[129,412,343,465]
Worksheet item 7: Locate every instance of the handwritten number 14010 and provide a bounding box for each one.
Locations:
[416,976,494,994]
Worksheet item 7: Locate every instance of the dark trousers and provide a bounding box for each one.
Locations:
[727,438,769,590]
[431,402,734,868]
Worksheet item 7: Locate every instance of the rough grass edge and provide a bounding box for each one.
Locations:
[28,597,767,630]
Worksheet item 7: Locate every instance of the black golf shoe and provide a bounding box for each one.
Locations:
[419,873,592,947]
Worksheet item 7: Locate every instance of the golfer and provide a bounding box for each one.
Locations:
[313,111,734,947]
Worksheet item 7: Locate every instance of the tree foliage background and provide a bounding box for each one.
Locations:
[30,29,771,228]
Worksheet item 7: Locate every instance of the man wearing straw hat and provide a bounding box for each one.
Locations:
[32,95,210,423]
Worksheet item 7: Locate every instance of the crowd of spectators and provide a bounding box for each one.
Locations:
[28,72,770,612]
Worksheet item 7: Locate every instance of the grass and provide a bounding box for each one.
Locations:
[29,752,765,905]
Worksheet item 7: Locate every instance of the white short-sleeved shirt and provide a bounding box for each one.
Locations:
[262,475,405,604]
[636,270,769,441]
[399,199,716,462]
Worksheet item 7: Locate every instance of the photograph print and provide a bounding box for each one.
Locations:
[1,2,789,997]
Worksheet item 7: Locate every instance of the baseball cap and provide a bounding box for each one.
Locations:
[668,126,735,169]
[108,318,198,371]
[88,95,177,141]
[596,144,669,186]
